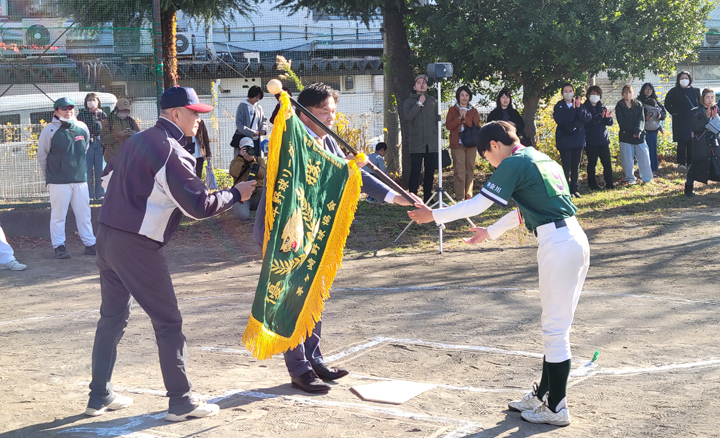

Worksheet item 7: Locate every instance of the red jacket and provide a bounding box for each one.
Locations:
[446,106,480,149]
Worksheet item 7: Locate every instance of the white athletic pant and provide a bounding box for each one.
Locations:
[48,183,96,248]
[0,225,16,264]
[535,216,590,363]
[619,142,653,183]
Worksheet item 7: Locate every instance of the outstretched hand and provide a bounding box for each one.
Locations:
[407,202,434,224]
[462,227,490,245]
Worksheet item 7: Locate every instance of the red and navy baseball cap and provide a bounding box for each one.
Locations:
[160,86,214,113]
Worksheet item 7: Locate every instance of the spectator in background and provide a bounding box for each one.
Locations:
[615,85,653,185]
[686,87,720,197]
[583,86,614,190]
[36,97,96,259]
[229,137,266,220]
[446,85,479,201]
[403,74,438,203]
[184,119,211,178]
[234,85,268,156]
[638,83,667,175]
[554,84,591,198]
[0,224,27,271]
[101,98,139,163]
[487,88,532,146]
[270,87,291,125]
[368,142,388,174]
[77,92,107,200]
[665,71,700,169]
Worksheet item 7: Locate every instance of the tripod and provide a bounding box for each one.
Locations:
[394,79,476,252]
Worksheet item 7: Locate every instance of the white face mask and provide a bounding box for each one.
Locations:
[87,101,98,109]
[563,92,574,101]
[117,113,128,120]
[680,79,690,87]
[589,95,601,104]
[58,116,74,123]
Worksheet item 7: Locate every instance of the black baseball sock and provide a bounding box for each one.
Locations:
[547,359,572,412]
[536,357,549,400]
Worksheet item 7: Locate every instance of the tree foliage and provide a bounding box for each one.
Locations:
[411,0,715,137]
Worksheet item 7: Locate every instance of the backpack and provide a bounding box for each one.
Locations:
[644,104,662,131]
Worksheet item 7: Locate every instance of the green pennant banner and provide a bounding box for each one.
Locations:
[242,93,362,359]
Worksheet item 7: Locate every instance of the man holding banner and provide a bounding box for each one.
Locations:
[244,83,416,393]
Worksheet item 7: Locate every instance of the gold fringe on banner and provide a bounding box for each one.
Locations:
[242,91,363,360]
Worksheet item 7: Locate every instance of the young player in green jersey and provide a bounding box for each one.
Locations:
[409,121,590,427]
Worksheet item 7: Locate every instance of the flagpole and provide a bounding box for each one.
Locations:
[268,83,417,205]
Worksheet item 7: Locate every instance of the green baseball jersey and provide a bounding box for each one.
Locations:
[480,147,577,231]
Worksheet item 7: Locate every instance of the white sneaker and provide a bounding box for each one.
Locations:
[85,392,133,416]
[165,397,220,422]
[521,396,570,426]
[0,260,26,271]
[508,383,543,412]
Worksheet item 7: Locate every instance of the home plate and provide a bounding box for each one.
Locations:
[350,380,436,405]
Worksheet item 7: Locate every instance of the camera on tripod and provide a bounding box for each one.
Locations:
[427,62,453,79]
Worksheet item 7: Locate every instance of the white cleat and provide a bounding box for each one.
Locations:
[0,260,27,271]
[508,382,543,412]
[165,397,220,422]
[521,396,571,427]
[85,392,133,416]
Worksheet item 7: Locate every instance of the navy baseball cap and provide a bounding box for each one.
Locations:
[160,86,214,113]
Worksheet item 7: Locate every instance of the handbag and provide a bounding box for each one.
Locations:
[442,149,452,169]
[205,159,218,190]
[459,122,481,148]
[644,104,662,131]
[230,111,257,148]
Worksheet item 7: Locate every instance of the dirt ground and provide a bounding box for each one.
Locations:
[1,205,720,438]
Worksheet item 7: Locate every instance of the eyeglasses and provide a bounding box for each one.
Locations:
[58,106,74,111]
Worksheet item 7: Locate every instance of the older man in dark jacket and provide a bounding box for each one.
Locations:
[403,74,439,203]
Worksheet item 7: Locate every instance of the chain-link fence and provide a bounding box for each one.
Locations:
[0,1,386,200]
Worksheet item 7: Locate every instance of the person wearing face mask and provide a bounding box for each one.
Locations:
[583,86,614,190]
[487,88,532,146]
[615,85,653,185]
[100,98,140,163]
[86,86,256,422]
[446,85,480,200]
[228,137,266,220]
[403,74,439,203]
[553,84,592,198]
[664,71,701,169]
[77,93,108,200]
[36,97,96,259]
[638,83,667,175]
[686,88,720,197]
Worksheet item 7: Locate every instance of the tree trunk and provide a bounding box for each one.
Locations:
[382,23,400,175]
[161,7,178,89]
[383,2,415,187]
[522,87,543,143]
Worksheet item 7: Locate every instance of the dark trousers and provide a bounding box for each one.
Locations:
[646,131,659,172]
[88,224,194,415]
[409,151,437,203]
[283,320,323,377]
[195,157,204,178]
[559,147,583,193]
[678,140,693,166]
[585,144,614,189]
[86,139,105,199]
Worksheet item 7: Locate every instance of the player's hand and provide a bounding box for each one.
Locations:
[407,203,434,224]
[260,130,267,136]
[419,94,427,105]
[394,192,423,207]
[633,134,640,138]
[234,180,257,201]
[574,98,582,108]
[459,108,467,118]
[462,227,490,245]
